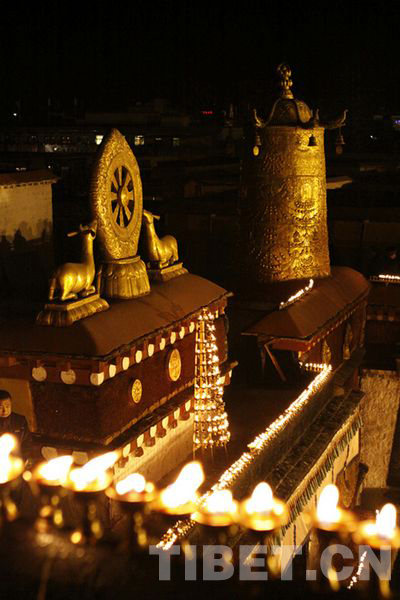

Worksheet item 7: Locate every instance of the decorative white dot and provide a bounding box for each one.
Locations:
[159,338,166,350]
[189,322,195,333]
[170,332,176,344]
[136,434,144,447]
[32,366,47,382]
[162,416,169,429]
[72,451,89,466]
[179,327,185,339]
[60,369,76,385]
[90,372,104,386]
[109,364,117,378]
[122,357,130,370]
[148,344,154,357]
[135,350,142,363]
[41,446,57,461]
[185,400,191,412]
[150,425,157,437]
[122,444,131,458]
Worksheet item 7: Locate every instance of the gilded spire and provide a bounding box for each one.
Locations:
[277,63,294,99]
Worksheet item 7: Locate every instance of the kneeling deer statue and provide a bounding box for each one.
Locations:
[48,220,98,301]
[142,210,178,269]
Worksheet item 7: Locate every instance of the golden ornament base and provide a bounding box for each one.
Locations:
[36,294,109,327]
[147,262,188,283]
[101,256,150,299]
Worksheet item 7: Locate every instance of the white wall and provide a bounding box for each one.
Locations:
[0,183,53,244]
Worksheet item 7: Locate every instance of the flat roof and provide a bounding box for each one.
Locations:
[0,169,58,188]
[0,273,228,359]
[244,267,369,343]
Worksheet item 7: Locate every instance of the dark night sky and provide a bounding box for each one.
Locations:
[1,1,400,117]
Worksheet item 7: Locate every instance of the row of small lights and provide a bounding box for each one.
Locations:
[193,311,230,449]
[377,274,400,283]
[303,362,327,372]
[347,550,367,590]
[279,279,314,310]
[159,363,332,549]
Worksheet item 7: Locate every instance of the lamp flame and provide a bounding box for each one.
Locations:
[317,485,340,524]
[204,490,235,514]
[116,473,146,496]
[376,504,397,539]
[246,482,274,514]
[0,434,22,484]
[160,461,204,508]
[0,433,17,457]
[68,451,119,491]
[36,456,73,484]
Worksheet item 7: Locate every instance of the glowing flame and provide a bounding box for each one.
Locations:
[82,452,118,474]
[317,485,340,524]
[68,451,118,491]
[0,433,17,457]
[116,473,146,496]
[160,461,204,508]
[376,504,397,539]
[36,456,73,484]
[246,482,274,514]
[280,279,314,309]
[0,434,22,484]
[204,490,235,514]
[176,462,204,488]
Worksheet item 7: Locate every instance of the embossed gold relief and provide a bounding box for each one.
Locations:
[242,126,330,282]
[322,339,332,365]
[343,322,353,360]
[167,348,182,382]
[130,378,142,404]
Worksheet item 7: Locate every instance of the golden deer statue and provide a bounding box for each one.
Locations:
[142,210,178,269]
[48,221,98,301]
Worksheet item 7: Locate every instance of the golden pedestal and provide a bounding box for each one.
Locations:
[147,262,188,283]
[36,294,109,327]
[101,256,150,299]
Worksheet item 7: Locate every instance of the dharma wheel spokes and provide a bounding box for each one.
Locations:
[110,166,135,228]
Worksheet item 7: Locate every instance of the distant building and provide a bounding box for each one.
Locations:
[0,169,55,244]
[0,169,57,306]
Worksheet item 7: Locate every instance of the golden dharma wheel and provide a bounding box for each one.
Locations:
[90,129,143,261]
[90,129,150,299]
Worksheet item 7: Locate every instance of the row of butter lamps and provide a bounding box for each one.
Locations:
[1,433,399,596]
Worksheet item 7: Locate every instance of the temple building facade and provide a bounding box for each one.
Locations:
[0,129,234,484]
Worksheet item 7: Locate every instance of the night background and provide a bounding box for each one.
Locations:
[1,1,399,119]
